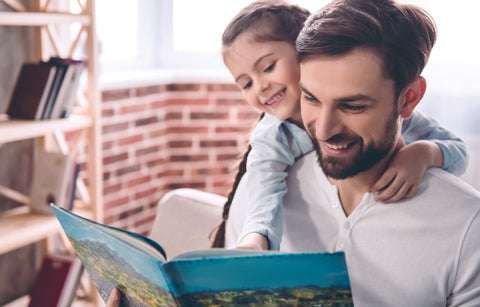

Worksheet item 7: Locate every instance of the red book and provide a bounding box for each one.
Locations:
[28,254,83,307]
[7,63,57,120]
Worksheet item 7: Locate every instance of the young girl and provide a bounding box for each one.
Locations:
[211,0,468,251]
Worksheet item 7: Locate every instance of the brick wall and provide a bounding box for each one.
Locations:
[100,83,260,235]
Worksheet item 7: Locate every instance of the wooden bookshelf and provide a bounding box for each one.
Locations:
[0,0,102,305]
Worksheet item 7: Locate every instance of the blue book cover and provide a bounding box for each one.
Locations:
[52,205,353,306]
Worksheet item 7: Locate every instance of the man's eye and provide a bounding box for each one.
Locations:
[264,62,276,73]
[344,105,365,112]
[302,94,318,103]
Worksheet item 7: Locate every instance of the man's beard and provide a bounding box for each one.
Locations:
[309,108,399,180]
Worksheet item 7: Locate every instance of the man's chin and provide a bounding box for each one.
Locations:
[318,157,359,180]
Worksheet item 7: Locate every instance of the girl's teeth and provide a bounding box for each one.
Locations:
[266,90,284,105]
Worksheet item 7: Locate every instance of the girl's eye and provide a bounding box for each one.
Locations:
[242,81,252,90]
[264,62,276,73]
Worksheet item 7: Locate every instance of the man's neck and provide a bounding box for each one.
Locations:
[328,139,405,216]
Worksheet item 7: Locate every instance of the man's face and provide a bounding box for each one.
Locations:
[299,48,401,179]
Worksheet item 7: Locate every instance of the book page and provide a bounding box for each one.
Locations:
[171,248,276,261]
[166,251,353,306]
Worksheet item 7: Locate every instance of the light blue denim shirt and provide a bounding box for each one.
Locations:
[241,112,468,250]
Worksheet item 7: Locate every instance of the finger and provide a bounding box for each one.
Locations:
[383,182,412,203]
[106,288,120,307]
[372,172,396,192]
[404,184,418,199]
[374,176,402,202]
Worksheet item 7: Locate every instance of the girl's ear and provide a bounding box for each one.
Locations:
[398,76,427,119]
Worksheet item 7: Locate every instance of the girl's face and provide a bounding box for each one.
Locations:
[223,33,302,124]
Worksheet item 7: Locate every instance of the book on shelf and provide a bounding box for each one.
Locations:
[29,149,77,214]
[6,62,57,120]
[40,59,69,119]
[48,57,86,119]
[28,254,84,307]
[52,205,353,307]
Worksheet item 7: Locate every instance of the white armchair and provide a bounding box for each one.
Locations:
[148,188,225,258]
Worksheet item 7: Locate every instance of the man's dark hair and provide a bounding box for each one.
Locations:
[296,0,437,97]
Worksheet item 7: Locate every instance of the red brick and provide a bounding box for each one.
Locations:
[118,134,144,146]
[120,103,148,114]
[200,140,237,148]
[167,140,193,148]
[104,196,130,210]
[190,112,228,120]
[136,85,164,97]
[116,164,142,177]
[136,145,161,157]
[127,175,152,188]
[135,116,159,126]
[166,83,201,91]
[102,122,129,134]
[104,183,123,195]
[166,126,208,134]
[103,152,129,165]
[134,187,158,200]
[169,154,209,162]
[207,83,240,92]
[102,88,132,101]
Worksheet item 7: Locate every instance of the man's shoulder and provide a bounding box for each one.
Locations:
[424,168,480,198]
[417,168,480,214]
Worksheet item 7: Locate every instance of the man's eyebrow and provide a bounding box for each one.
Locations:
[234,52,275,83]
[335,95,377,104]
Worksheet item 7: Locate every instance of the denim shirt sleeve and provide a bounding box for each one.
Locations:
[401,110,469,175]
[241,114,313,250]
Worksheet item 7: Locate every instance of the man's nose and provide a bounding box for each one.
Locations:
[315,109,343,141]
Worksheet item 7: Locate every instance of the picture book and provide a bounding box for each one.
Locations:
[52,205,353,307]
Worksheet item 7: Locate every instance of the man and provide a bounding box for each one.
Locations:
[225,0,480,305]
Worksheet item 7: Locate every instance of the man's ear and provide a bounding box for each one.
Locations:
[398,76,426,119]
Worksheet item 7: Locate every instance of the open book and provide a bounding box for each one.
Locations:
[52,205,353,306]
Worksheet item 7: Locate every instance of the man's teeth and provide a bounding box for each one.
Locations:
[327,143,350,150]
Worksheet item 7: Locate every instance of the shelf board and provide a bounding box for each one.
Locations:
[0,12,90,26]
[0,206,92,255]
[0,207,59,254]
[0,115,92,144]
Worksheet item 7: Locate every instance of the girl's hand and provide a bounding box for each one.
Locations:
[231,232,269,250]
[372,141,443,203]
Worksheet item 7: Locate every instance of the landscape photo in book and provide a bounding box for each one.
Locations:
[53,206,353,306]
[56,211,175,306]
[171,251,353,306]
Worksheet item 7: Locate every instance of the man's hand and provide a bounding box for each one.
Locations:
[105,288,120,307]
